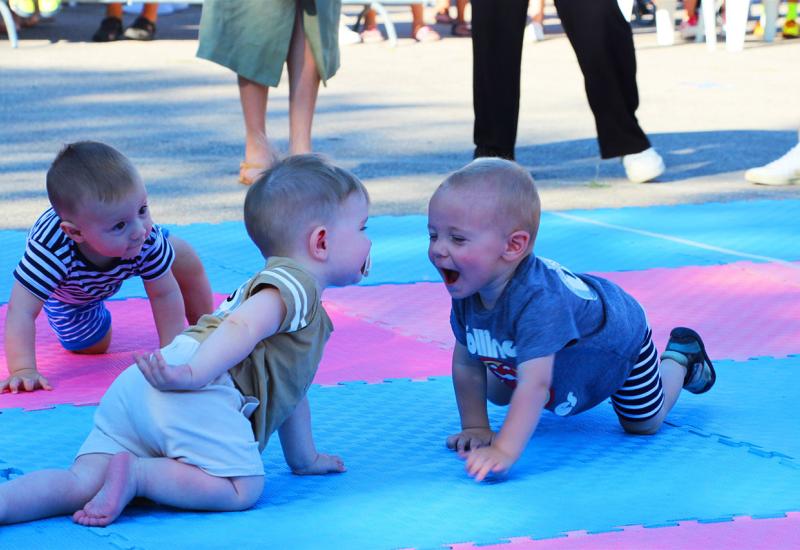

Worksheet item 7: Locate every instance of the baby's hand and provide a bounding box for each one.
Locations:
[0,368,52,394]
[446,427,495,454]
[134,350,194,391]
[291,453,346,476]
[464,445,515,482]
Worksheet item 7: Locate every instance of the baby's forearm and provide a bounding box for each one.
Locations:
[278,396,318,471]
[150,289,185,347]
[493,379,549,460]
[187,318,262,387]
[4,311,38,375]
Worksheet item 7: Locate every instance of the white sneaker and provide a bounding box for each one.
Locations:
[622,147,665,183]
[744,142,800,186]
[339,23,362,45]
[524,21,545,43]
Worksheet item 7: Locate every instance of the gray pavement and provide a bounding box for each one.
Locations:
[1,3,799,230]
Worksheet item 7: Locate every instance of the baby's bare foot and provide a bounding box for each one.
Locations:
[73,452,137,527]
[292,453,346,475]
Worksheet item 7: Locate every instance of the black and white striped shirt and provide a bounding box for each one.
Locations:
[14,208,175,305]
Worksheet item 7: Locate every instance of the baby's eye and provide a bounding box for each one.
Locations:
[360,225,368,232]
[450,235,466,244]
[139,205,148,215]
[428,233,437,241]
[112,222,126,231]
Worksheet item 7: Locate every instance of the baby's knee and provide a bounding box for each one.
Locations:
[229,476,264,510]
[619,416,663,436]
[487,393,510,406]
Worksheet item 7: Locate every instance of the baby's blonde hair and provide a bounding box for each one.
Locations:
[244,154,369,258]
[46,142,141,216]
[438,157,540,239]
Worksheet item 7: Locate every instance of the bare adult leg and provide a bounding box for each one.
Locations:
[237,76,272,184]
[287,4,320,155]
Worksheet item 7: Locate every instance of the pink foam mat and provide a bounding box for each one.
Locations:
[324,261,800,361]
[446,512,800,550]
[0,296,451,410]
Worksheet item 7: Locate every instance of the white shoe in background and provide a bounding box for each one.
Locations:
[622,147,665,183]
[524,20,545,43]
[745,142,800,186]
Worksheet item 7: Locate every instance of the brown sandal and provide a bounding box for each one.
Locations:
[239,161,266,186]
[451,22,471,37]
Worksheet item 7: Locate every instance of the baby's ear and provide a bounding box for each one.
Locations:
[60,221,84,243]
[308,225,328,261]
[503,230,530,260]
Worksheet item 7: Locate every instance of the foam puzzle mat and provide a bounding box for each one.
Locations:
[2,200,798,300]
[1,198,799,548]
[1,377,799,549]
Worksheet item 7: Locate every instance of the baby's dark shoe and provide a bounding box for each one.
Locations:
[662,327,716,394]
[92,16,123,42]
[123,16,156,40]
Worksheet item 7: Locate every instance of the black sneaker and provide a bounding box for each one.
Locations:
[123,16,156,41]
[662,327,716,394]
[92,16,123,42]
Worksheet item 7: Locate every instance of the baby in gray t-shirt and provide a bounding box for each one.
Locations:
[427,158,716,482]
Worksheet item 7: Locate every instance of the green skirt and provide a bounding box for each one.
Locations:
[197,0,341,87]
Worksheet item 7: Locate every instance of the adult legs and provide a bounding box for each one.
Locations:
[471,0,528,160]
[287,3,321,155]
[554,0,651,158]
[237,76,272,183]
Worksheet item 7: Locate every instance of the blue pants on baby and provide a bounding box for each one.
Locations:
[43,299,112,351]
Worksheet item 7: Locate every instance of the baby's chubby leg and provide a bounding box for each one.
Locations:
[618,357,685,436]
[73,452,264,526]
[168,235,213,325]
[486,370,513,406]
[0,453,110,524]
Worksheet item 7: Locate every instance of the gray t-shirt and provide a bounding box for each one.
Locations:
[451,254,648,417]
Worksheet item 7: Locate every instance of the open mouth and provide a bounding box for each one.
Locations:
[361,254,371,277]
[441,268,460,285]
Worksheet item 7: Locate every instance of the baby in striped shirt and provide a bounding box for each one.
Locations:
[0,154,370,527]
[2,141,212,393]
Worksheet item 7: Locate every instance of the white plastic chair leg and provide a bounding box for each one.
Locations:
[655,0,677,46]
[0,1,18,48]
[725,0,751,52]
[701,0,718,50]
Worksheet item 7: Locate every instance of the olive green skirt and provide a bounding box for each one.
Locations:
[197,0,341,87]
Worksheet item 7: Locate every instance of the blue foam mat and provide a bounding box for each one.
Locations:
[667,356,800,462]
[2,376,799,549]
[2,199,798,303]
[564,199,800,263]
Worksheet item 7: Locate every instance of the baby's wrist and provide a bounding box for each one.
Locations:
[9,365,39,377]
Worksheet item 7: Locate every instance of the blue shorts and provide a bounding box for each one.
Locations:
[43,299,112,351]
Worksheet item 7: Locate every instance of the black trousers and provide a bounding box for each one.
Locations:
[472,0,651,160]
